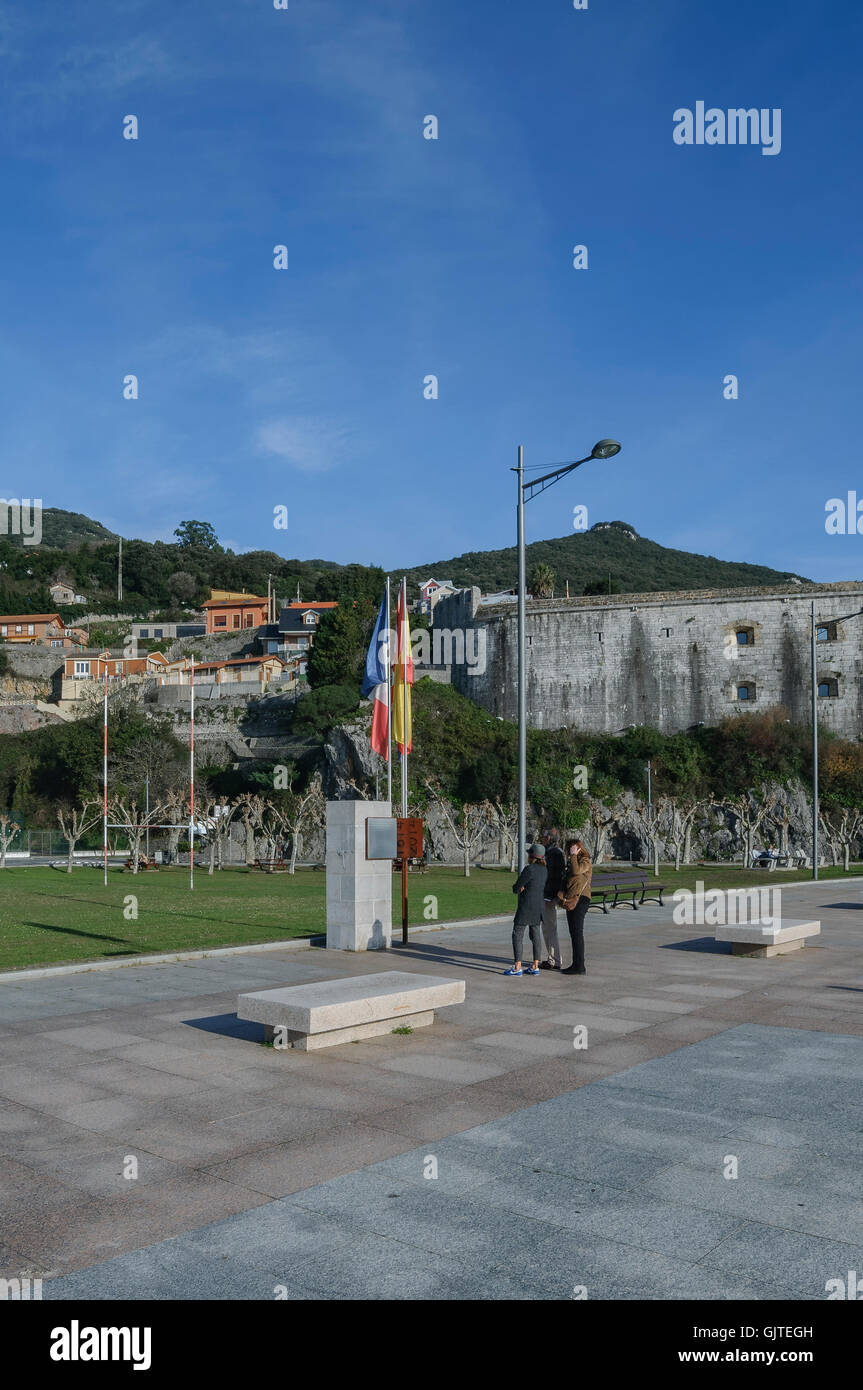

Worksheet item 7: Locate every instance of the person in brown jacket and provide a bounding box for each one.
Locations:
[558,836,592,975]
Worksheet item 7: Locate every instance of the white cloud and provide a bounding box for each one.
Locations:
[255,417,353,473]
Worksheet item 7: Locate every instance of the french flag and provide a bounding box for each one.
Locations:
[362,595,390,760]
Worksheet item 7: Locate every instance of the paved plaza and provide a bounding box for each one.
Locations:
[2,878,862,1300]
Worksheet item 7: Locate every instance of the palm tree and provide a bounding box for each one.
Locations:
[529,563,555,598]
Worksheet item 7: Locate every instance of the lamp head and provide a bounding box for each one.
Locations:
[591,439,622,459]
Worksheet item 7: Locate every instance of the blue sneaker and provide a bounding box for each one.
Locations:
[504,967,523,976]
[525,966,540,975]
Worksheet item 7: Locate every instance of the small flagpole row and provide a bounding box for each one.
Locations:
[386,575,392,807]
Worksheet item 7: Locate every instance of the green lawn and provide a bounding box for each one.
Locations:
[0,863,858,973]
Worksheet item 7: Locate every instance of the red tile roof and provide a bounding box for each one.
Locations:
[0,613,64,624]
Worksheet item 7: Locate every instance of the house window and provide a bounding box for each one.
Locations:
[15,624,22,633]
[215,616,226,628]
[244,613,254,628]
[267,640,278,654]
[232,614,241,629]
[304,612,317,625]
[736,683,756,701]
[298,637,309,649]
[818,679,839,698]
[139,629,149,639]
[28,624,34,635]
[115,663,122,674]
[154,629,163,639]
[0,626,6,636]
[816,623,837,642]
[662,627,672,637]
[736,628,754,646]
[51,639,62,648]
[74,661,90,677]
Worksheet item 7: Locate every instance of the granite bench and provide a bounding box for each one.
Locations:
[237,971,466,1051]
[715,918,820,958]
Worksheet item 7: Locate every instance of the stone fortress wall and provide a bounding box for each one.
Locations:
[432,581,863,737]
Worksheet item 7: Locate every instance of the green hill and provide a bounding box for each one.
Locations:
[402,520,809,596]
[4,508,117,549]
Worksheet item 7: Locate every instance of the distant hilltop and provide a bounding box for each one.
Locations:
[402,520,809,595]
[2,507,117,550]
[0,507,810,600]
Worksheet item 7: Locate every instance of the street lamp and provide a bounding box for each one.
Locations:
[513,439,622,871]
[810,603,863,880]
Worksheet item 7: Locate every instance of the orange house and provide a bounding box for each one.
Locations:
[0,613,70,647]
[202,595,269,635]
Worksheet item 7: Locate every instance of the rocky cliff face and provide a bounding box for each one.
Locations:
[323,719,380,799]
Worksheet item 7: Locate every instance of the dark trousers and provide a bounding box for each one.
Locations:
[512,920,543,963]
[565,896,589,971]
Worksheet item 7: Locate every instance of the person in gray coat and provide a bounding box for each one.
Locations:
[506,845,547,976]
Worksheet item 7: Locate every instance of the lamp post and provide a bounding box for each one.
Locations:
[810,603,863,881]
[514,439,621,871]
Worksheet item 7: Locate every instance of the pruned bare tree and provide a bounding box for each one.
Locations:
[665,795,711,871]
[631,796,672,876]
[196,800,234,875]
[109,796,166,873]
[825,806,863,872]
[487,799,518,871]
[235,793,270,866]
[162,789,189,866]
[0,812,21,869]
[586,797,615,864]
[424,782,490,877]
[772,800,793,858]
[57,799,102,872]
[270,773,325,873]
[728,789,778,866]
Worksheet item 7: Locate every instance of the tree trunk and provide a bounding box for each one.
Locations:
[67,839,76,872]
[208,840,215,875]
[653,838,659,877]
[289,833,300,874]
[844,842,850,872]
[463,840,470,877]
[674,843,681,871]
[245,821,255,866]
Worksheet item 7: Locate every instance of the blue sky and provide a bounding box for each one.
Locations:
[1,0,861,579]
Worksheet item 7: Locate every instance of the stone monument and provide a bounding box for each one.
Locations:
[325,799,393,950]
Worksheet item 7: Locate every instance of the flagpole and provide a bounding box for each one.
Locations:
[385,576,392,808]
[189,659,195,891]
[103,660,108,886]
[400,576,409,944]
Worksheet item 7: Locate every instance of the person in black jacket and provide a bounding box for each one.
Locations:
[507,845,547,976]
[540,829,566,970]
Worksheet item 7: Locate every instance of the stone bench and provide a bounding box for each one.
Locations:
[715,918,820,958]
[237,971,466,1051]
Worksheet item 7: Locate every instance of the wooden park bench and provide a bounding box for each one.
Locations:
[589,868,668,914]
[124,855,158,871]
[394,856,427,874]
[254,858,289,874]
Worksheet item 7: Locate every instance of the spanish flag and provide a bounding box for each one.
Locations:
[392,579,413,756]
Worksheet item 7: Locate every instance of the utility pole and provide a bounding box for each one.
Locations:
[811,602,818,881]
[514,438,622,872]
